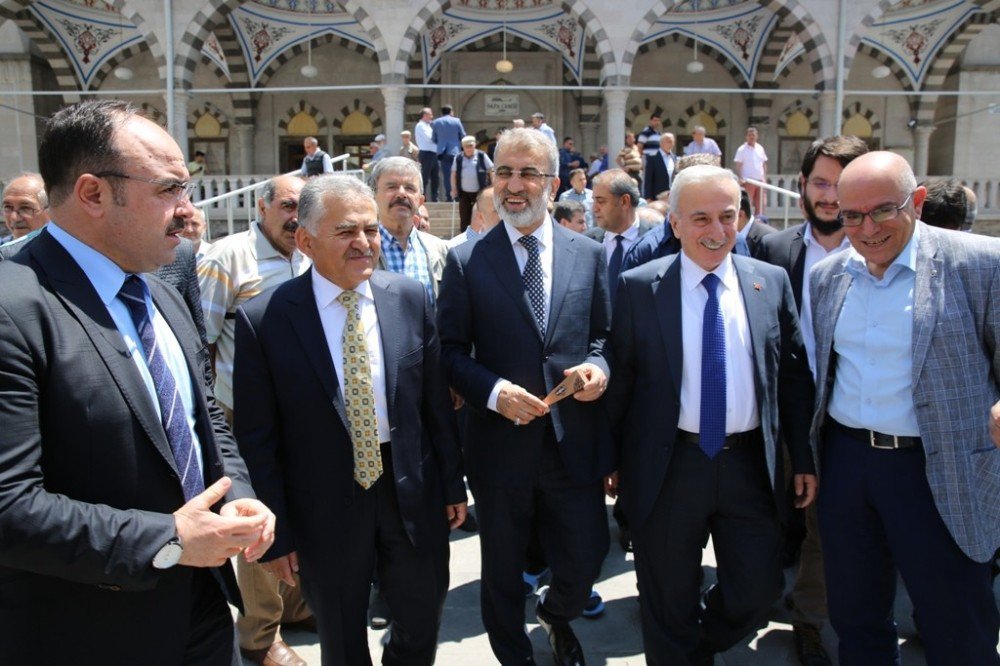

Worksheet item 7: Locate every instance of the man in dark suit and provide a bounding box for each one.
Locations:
[431,104,466,203]
[437,127,612,666]
[734,189,776,258]
[605,165,816,665]
[0,100,275,664]
[233,174,467,666]
[642,133,677,201]
[755,135,867,666]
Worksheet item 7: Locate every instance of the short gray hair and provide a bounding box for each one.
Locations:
[260,174,305,205]
[494,128,558,176]
[298,174,374,234]
[4,172,48,208]
[668,165,739,217]
[593,168,641,209]
[369,156,423,193]
[692,125,707,134]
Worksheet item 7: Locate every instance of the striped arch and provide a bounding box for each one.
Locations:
[854,43,912,90]
[777,99,818,136]
[635,34,748,88]
[331,98,383,135]
[138,102,167,127]
[200,22,254,127]
[842,101,882,137]
[676,100,728,133]
[278,100,329,135]
[253,34,379,91]
[188,102,230,136]
[393,1,617,85]
[87,40,155,91]
[627,99,671,133]
[620,0,834,91]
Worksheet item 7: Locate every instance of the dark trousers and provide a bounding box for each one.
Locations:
[419,150,440,202]
[297,448,451,666]
[438,154,456,202]
[457,189,478,232]
[818,420,1000,666]
[632,431,782,666]
[472,432,609,665]
[187,569,241,666]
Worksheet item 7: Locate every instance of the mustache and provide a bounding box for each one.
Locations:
[391,197,413,210]
[348,250,376,259]
[282,220,300,233]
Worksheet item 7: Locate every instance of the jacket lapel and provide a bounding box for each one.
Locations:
[652,257,683,396]
[370,272,401,420]
[911,224,942,385]
[734,257,769,394]
[790,228,806,311]
[545,226,577,347]
[481,225,543,339]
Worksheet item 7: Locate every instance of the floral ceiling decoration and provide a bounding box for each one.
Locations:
[772,33,806,81]
[644,1,777,85]
[29,0,141,88]
[421,4,586,83]
[230,2,372,85]
[861,0,982,86]
[201,32,232,81]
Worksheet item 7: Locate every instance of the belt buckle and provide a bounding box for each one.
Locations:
[869,431,899,450]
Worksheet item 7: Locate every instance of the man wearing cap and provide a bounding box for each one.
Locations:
[450,136,493,233]
[399,130,420,162]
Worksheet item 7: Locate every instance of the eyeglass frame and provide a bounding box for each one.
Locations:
[93,171,197,203]
[805,177,838,193]
[2,204,45,218]
[492,166,557,183]
[840,192,914,228]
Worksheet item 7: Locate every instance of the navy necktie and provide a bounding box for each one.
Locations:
[119,275,204,501]
[608,234,625,294]
[518,235,546,337]
[699,273,727,459]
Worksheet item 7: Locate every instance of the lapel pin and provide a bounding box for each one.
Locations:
[753,282,762,291]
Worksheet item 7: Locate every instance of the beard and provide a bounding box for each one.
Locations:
[802,193,843,236]
[495,188,550,228]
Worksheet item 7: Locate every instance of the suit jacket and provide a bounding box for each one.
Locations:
[745,218,777,259]
[755,222,806,310]
[643,152,675,200]
[376,228,450,298]
[620,221,681,272]
[582,219,657,247]
[437,221,613,486]
[809,222,1000,563]
[0,229,253,661]
[233,269,466,575]
[431,115,466,157]
[606,253,815,531]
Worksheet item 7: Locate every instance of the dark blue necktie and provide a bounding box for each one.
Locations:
[699,273,727,459]
[608,234,624,294]
[119,275,205,501]
[518,235,546,337]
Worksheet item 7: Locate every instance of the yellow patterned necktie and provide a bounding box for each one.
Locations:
[337,290,382,488]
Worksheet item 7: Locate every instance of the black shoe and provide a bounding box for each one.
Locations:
[792,624,831,666]
[536,601,585,666]
[619,526,633,553]
[458,508,478,533]
[368,584,392,630]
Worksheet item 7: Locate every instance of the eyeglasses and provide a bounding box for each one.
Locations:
[493,167,556,183]
[806,178,837,192]
[94,172,197,203]
[840,192,914,227]
[2,204,43,217]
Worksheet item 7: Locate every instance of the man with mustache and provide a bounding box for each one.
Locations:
[373,156,450,302]
[755,134,868,666]
[1,172,49,245]
[234,174,467,666]
[437,127,612,666]
[197,173,314,666]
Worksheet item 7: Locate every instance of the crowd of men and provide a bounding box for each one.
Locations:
[0,98,997,666]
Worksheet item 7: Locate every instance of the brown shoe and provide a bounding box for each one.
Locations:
[240,640,307,666]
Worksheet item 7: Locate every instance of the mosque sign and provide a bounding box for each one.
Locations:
[485,94,519,117]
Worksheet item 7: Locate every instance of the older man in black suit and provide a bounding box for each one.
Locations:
[234,174,467,666]
[0,100,275,664]
[437,127,612,666]
[605,165,816,665]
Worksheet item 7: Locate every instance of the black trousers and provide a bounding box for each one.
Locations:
[438,154,456,202]
[632,431,782,666]
[472,430,609,665]
[456,189,479,232]
[297,447,451,666]
[419,151,439,202]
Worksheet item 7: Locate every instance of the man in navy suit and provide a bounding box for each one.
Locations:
[431,104,466,203]
[605,165,816,665]
[234,175,468,665]
[642,133,677,201]
[437,127,612,666]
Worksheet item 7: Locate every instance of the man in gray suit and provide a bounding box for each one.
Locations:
[809,151,1000,665]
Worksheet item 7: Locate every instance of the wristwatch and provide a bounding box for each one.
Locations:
[152,536,184,570]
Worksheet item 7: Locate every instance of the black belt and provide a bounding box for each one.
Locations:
[676,428,761,450]
[830,418,921,450]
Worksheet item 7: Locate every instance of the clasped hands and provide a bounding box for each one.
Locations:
[497,362,607,426]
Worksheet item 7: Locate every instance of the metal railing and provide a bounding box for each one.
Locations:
[192,154,364,238]
[745,177,800,229]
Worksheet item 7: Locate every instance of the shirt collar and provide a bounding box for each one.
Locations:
[379,223,419,250]
[844,220,920,282]
[46,221,136,307]
[251,220,291,261]
[802,223,851,251]
[679,249,738,295]
[311,266,373,310]
[603,217,640,243]
[503,214,553,249]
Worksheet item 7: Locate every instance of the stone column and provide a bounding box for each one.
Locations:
[0,57,38,173]
[169,90,190,158]
[233,124,255,174]
[818,91,838,137]
[604,87,629,159]
[911,124,935,178]
[381,84,407,153]
[580,121,600,163]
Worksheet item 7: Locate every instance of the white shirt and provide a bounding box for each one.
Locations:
[677,252,759,434]
[414,119,437,152]
[659,149,676,180]
[600,217,641,265]
[800,225,851,376]
[734,142,768,180]
[311,269,391,443]
[487,217,556,411]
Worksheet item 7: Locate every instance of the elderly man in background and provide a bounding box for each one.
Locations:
[448,185,500,248]
[301,136,334,177]
[683,125,722,158]
[2,172,49,245]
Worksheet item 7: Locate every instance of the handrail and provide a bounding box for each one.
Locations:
[745,177,800,229]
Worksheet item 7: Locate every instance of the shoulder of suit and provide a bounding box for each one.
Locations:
[624,252,677,283]
[760,222,803,247]
[372,268,427,300]
[417,229,449,253]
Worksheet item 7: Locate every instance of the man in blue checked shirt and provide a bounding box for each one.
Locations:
[373,156,449,302]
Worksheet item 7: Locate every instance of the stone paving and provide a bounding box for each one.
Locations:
[248,497,999,665]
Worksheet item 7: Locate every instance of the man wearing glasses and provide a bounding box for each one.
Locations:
[437,127,612,666]
[810,151,1000,666]
[1,172,50,245]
